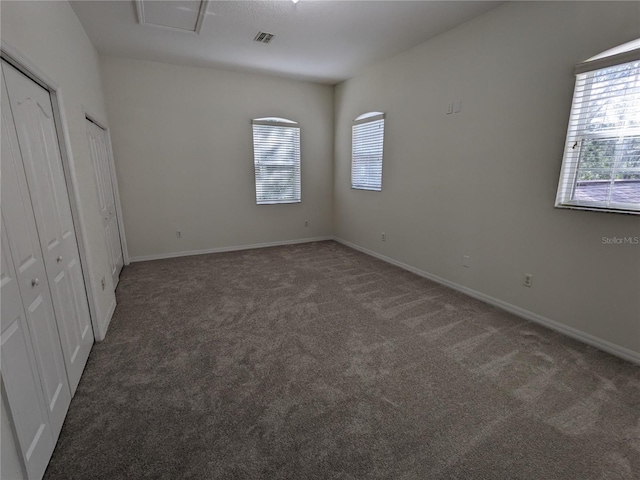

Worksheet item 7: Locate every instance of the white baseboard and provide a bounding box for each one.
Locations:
[129,236,334,263]
[334,237,640,365]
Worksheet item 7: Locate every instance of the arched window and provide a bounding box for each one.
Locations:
[352,112,385,191]
[252,117,301,204]
[556,39,640,214]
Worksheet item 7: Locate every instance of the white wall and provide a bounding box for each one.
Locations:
[334,1,640,356]
[1,1,117,335]
[1,2,115,476]
[100,56,334,260]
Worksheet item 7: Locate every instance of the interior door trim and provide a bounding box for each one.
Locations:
[83,109,130,268]
[1,41,105,343]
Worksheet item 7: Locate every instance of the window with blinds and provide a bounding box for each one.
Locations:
[352,112,385,191]
[556,40,640,214]
[252,117,301,204]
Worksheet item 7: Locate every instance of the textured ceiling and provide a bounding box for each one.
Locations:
[71,0,505,84]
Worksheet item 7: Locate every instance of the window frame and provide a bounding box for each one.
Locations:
[351,112,385,192]
[555,42,640,215]
[251,117,301,205]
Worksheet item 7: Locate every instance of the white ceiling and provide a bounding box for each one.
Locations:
[70,0,505,84]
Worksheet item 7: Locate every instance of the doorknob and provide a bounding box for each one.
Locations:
[31,278,39,287]
[57,256,63,263]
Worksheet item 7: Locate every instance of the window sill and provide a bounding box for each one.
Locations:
[554,202,640,215]
[257,200,301,205]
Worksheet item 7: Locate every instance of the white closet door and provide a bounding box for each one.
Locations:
[1,69,71,479]
[86,119,123,287]
[3,61,93,395]
[1,220,56,480]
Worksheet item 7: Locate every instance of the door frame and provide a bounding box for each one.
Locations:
[1,41,103,343]
[83,109,130,267]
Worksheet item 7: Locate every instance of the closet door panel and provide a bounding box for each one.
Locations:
[23,285,70,437]
[3,61,93,394]
[87,120,123,286]
[1,222,55,480]
[1,66,71,441]
[0,70,45,305]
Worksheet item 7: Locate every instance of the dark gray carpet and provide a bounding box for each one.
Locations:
[44,241,639,479]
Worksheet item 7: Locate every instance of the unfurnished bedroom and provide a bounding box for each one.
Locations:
[1,1,639,479]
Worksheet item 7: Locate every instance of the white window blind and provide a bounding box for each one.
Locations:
[352,113,385,191]
[556,44,640,214]
[252,118,301,205]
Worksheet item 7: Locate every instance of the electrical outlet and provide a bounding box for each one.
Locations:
[462,255,471,268]
[101,276,106,290]
[523,274,533,287]
[176,230,182,238]
[304,220,309,227]
[381,232,386,242]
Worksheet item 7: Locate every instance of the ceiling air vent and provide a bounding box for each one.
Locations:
[254,32,275,44]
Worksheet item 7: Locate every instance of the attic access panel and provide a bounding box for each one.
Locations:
[136,0,209,34]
